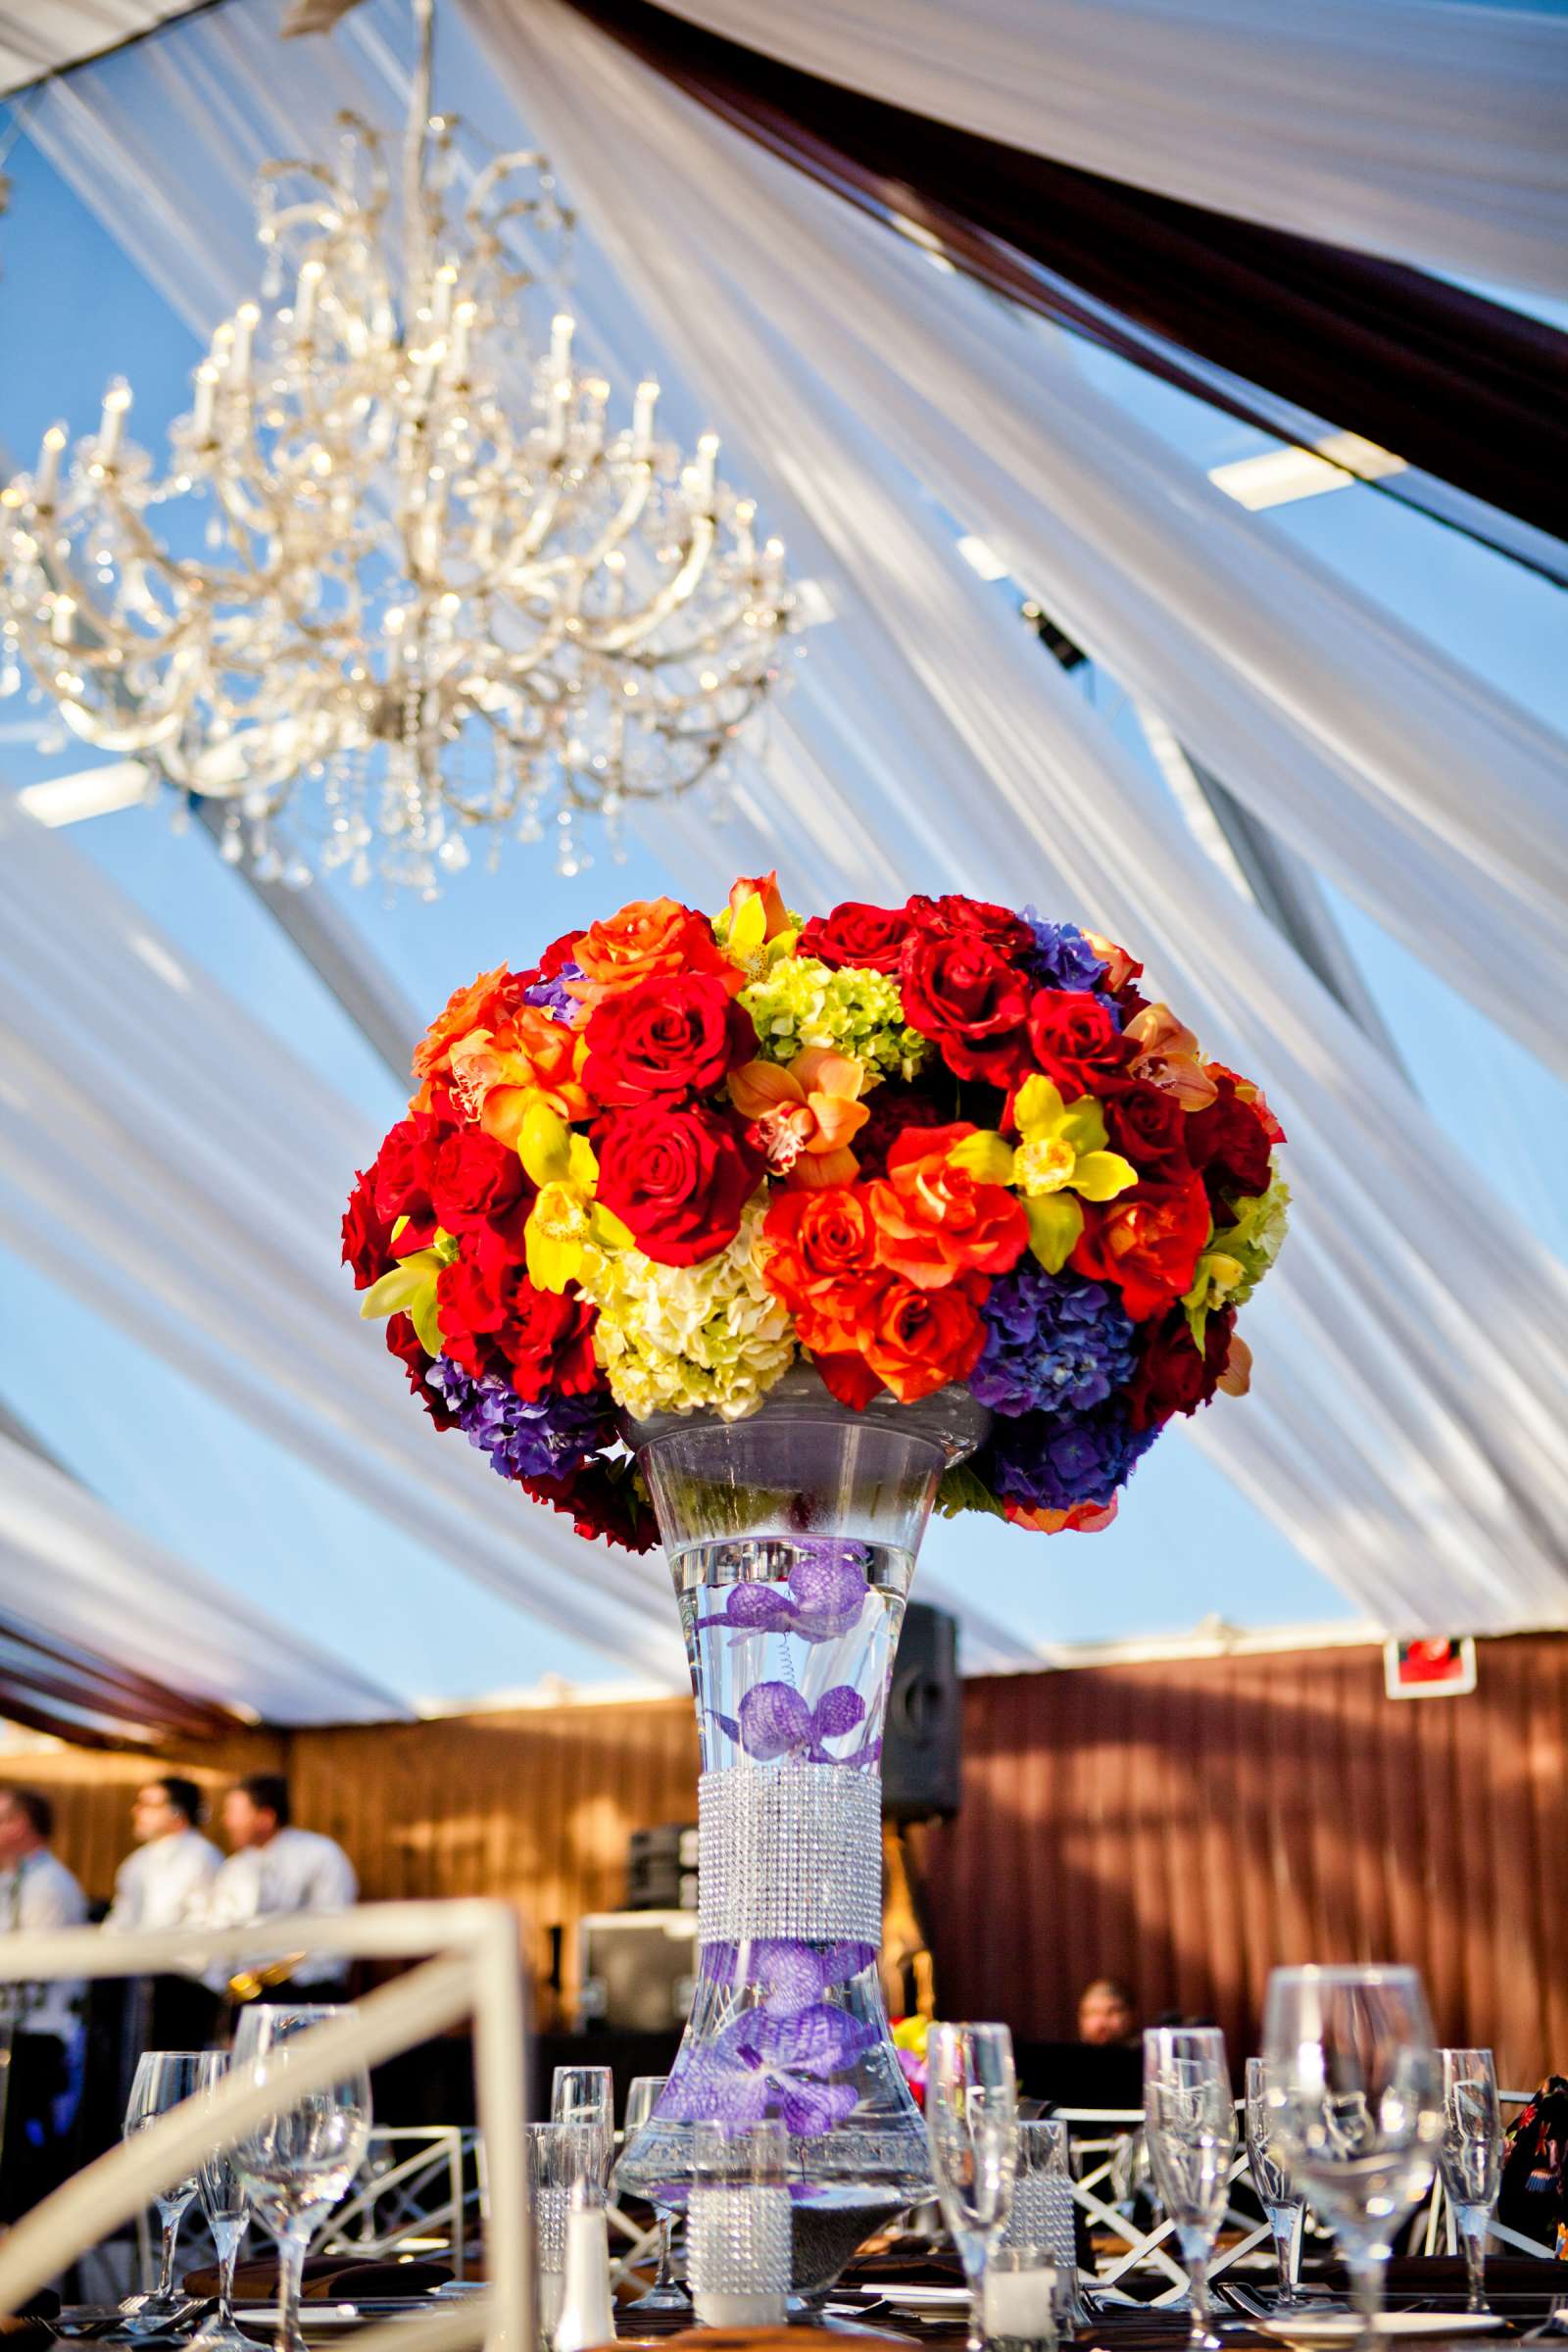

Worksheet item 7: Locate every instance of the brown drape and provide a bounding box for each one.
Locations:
[562,0,1568,556]
[13,1633,1565,2081]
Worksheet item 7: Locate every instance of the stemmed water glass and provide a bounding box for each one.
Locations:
[552,2065,613,2184]
[122,2050,207,2331]
[619,2075,688,2312]
[190,2051,253,2352]
[1246,2056,1305,2311]
[1439,2048,1503,2314]
[926,2023,1019,2352]
[1262,1966,1443,2352]
[1144,2027,1236,2351]
[231,2004,372,2352]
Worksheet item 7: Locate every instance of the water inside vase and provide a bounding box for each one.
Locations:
[614,1537,932,2287]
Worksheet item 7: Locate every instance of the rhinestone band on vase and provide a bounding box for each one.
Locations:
[698,1761,883,1947]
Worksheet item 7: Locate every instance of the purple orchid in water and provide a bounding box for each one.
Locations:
[663,1940,880,2132]
[710,1679,881,1766]
[697,1542,870,1644]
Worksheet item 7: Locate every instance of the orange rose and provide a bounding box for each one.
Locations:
[1070,1174,1211,1320]
[761,1187,886,1338]
[567,896,742,1007]
[412,965,530,1088]
[860,1272,988,1403]
[866,1123,1028,1291]
[1004,1496,1119,1533]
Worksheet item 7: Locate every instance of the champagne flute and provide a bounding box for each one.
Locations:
[1439,2049,1503,2314]
[1246,2056,1305,2310]
[190,2051,253,2352]
[231,2005,371,2352]
[619,2076,687,2312]
[1262,1966,1442,2352]
[1145,2027,1236,2351]
[926,2023,1018,2352]
[122,2050,206,2330]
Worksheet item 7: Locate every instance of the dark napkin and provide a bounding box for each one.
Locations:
[1323,2255,1568,2296]
[182,2255,452,2301]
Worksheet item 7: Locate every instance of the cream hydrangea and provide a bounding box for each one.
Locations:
[582,1194,796,1422]
[739,956,927,1085]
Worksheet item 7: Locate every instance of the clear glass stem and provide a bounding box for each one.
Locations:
[1268,2206,1300,2309]
[960,2243,991,2352]
[1181,2233,1217,2350]
[653,2212,675,2289]
[155,2201,185,2299]
[275,2224,310,2352]
[1348,2250,1385,2352]
[1458,2211,1490,2314]
[216,2222,243,2331]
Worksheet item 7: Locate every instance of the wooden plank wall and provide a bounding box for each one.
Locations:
[926,1631,1568,2089]
[6,1634,1562,2078]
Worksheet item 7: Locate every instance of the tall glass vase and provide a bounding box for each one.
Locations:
[613,1365,991,2292]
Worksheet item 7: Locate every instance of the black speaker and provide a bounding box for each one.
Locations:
[882,1601,961,1822]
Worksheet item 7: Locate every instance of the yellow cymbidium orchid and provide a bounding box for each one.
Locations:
[518,1102,633,1294]
[722,872,800,981]
[948,1075,1137,1273]
[358,1224,460,1358]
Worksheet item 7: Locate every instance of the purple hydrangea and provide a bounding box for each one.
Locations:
[523,960,584,1024]
[426,1357,610,1482]
[971,1262,1137,1417]
[1022,912,1107,995]
[990,1396,1157,1512]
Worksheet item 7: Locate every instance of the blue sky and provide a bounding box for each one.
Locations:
[2,12,1564,1707]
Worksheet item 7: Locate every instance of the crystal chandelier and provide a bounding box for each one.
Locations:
[0,0,793,891]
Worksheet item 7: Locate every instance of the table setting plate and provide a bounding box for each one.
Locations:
[1257,2315,1505,2341]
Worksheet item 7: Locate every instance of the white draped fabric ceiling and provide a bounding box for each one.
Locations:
[3,0,1567,1725]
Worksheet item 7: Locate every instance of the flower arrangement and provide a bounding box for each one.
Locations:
[345,877,1287,1549]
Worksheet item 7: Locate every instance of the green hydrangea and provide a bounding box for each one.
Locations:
[1183,1170,1290,1345]
[584,1196,797,1422]
[739,956,928,1084]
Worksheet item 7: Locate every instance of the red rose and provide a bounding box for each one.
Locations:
[868,1123,1029,1290]
[1070,1174,1212,1321]
[522,1462,660,1553]
[798,901,917,975]
[498,1281,599,1400]
[385,1312,458,1430]
[1025,988,1127,1096]
[426,1125,526,1235]
[862,1271,988,1403]
[1128,1308,1235,1432]
[342,1166,398,1291]
[1104,1081,1194,1182]
[900,931,1033,1084]
[1185,1071,1276,1202]
[540,928,584,979]
[852,1086,948,1181]
[810,1349,886,1411]
[368,1111,446,1251]
[434,1252,505,1378]
[594,1104,764,1266]
[905,894,1036,960]
[582,973,755,1108]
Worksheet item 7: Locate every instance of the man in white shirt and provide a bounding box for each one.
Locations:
[0,1787,89,2218]
[104,1774,223,2048]
[208,1775,358,2002]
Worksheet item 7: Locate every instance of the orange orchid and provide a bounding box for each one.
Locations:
[1083,931,1142,995]
[448,1004,592,1145]
[728,1048,869,1188]
[1121,1003,1219,1110]
[1218,1329,1252,1397]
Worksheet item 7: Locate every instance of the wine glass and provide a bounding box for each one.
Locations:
[1144,2028,1236,2350]
[231,2005,372,2352]
[188,2051,253,2352]
[1262,1966,1442,2352]
[926,2023,1018,2352]
[1439,2049,1503,2314]
[1246,2056,1305,2310]
[619,2075,687,2313]
[122,2050,207,2330]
